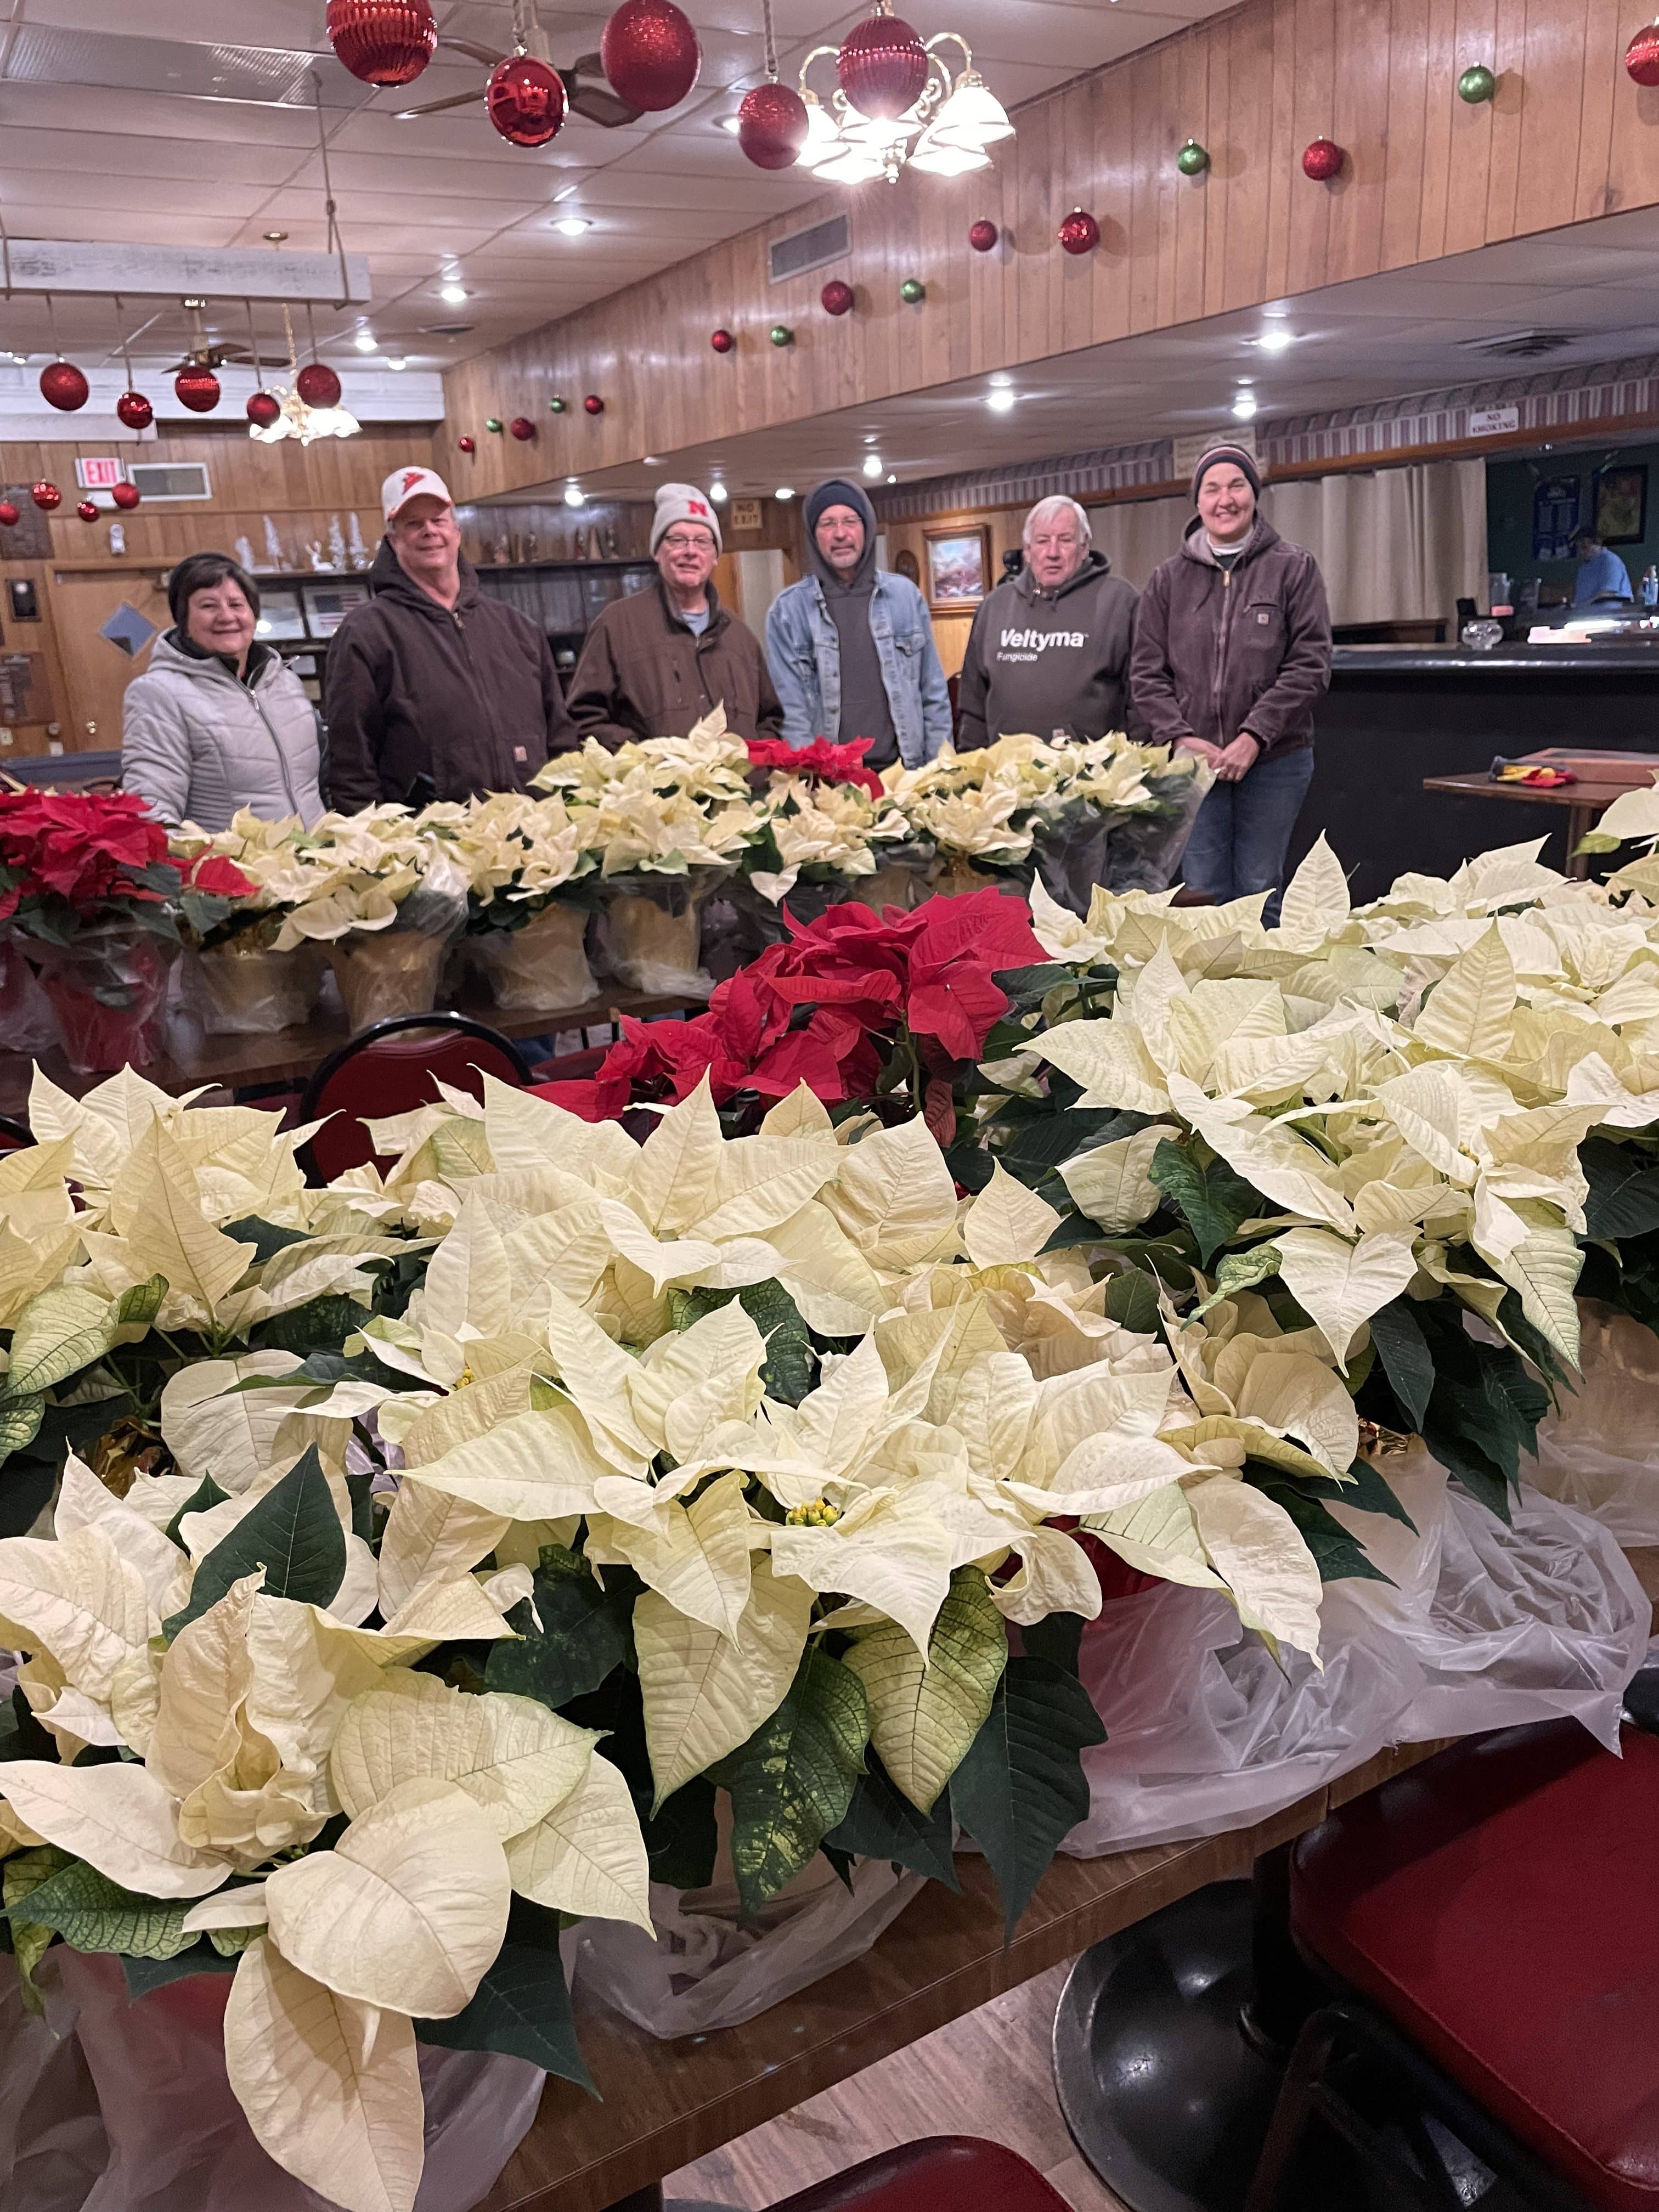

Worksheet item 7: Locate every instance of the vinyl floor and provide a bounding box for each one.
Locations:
[663,1960,1130,2212]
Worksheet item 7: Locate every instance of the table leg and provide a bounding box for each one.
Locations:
[1566,803,1593,881]
[605,2189,663,2212]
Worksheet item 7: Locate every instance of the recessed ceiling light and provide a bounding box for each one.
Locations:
[1232,392,1259,421]
[886,472,896,484]
[353,331,377,352]
[644,454,660,464]
[709,481,728,503]
[986,388,1015,413]
[776,486,795,500]
[386,356,408,370]
[564,484,585,507]
[719,115,742,133]
[1256,328,1295,353]
[554,217,591,236]
[988,371,1012,388]
[862,454,883,478]
[440,284,469,305]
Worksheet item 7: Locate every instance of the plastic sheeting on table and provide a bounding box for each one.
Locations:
[1061,1448,1651,1857]
[1526,1301,1659,1545]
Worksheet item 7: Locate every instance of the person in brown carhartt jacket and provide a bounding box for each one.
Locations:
[324,467,579,811]
[566,483,784,748]
[1130,443,1330,921]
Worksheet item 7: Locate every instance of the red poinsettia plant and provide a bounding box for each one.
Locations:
[536,887,1049,1140]
[0,788,250,946]
[746,735,885,799]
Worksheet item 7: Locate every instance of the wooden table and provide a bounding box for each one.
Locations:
[486,1545,1659,2212]
[0,985,697,1120]
[1423,747,1659,878]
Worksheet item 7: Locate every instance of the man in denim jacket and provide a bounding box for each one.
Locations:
[765,478,952,767]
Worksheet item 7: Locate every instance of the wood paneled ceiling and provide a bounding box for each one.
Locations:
[0,0,1237,376]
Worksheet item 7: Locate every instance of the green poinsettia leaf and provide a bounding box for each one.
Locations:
[1580,1137,1659,1242]
[844,1566,1007,1815]
[825,1754,960,1891]
[114,1275,169,1328]
[1148,1140,1262,1267]
[415,1942,595,2095]
[711,1645,870,1920]
[9,1859,195,1959]
[486,1560,630,1711]
[3,1284,121,1401]
[673,1280,816,1407]
[1242,1466,1391,1585]
[164,1444,344,1638]
[122,1943,240,1999]
[950,1657,1105,1940]
[1102,1269,1160,1336]
[1367,1299,1435,1432]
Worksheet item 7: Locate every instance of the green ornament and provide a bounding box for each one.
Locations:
[899,277,926,304]
[548,396,568,414]
[1458,63,1496,103]
[485,417,503,433]
[1177,137,1210,176]
[769,323,794,347]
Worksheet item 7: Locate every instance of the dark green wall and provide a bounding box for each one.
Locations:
[1486,441,1659,601]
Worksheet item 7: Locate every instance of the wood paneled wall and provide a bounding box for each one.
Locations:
[442,0,1659,493]
[0,427,437,758]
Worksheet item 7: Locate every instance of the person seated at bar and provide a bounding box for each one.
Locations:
[1130,443,1331,924]
[121,551,324,831]
[1570,525,1634,610]
[955,495,1142,749]
[766,478,951,768]
[325,466,578,809]
[565,483,784,747]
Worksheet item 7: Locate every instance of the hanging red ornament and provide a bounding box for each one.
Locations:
[1302,136,1344,180]
[510,415,536,441]
[600,0,702,111]
[174,365,222,414]
[75,500,98,523]
[325,0,437,86]
[821,279,855,316]
[1627,21,1659,84]
[111,481,141,511]
[296,363,343,409]
[837,9,927,119]
[487,54,568,146]
[584,393,605,415]
[31,482,61,512]
[458,435,477,454]
[0,504,19,529]
[40,361,89,413]
[116,391,154,431]
[737,81,808,169]
[968,218,998,252]
[246,391,283,430]
[1058,207,1099,255]
[710,328,736,353]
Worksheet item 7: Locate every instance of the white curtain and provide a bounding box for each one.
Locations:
[1086,459,1489,627]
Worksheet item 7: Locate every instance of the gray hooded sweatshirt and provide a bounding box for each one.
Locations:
[804,477,899,766]
[122,632,324,831]
[956,549,1142,750]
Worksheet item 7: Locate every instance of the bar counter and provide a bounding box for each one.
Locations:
[1291,641,1659,899]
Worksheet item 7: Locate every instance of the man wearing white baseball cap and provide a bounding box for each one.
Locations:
[566,481,783,748]
[324,464,575,809]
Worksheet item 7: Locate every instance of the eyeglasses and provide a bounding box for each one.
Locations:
[659,531,714,552]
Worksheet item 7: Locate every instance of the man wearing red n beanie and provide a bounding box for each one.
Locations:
[1130,443,1330,922]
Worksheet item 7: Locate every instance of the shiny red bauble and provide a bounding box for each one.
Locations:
[325,0,437,85]
[968,218,998,252]
[821,279,855,316]
[509,415,535,441]
[737,80,808,169]
[111,481,141,511]
[174,365,221,414]
[1057,208,1099,255]
[487,54,567,146]
[601,0,701,111]
[1627,21,1659,84]
[246,391,283,429]
[30,482,61,512]
[1302,136,1344,180]
[116,390,154,431]
[458,435,477,454]
[710,328,736,353]
[0,505,19,528]
[296,363,343,409]
[838,9,927,119]
[584,393,605,415]
[40,361,89,413]
[75,501,98,523]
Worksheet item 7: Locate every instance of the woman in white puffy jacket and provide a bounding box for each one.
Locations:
[121,552,325,830]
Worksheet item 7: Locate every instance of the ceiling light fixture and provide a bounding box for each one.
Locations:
[1256,327,1295,353]
[886,472,896,483]
[862,453,883,478]
[386,356,408,370]
[776,486,796,500]
[1232,392,1259,421]
[719,113,742,132]
[353,330,377,352]
[986,386,1015,412]
[554,217,591,235]
[644,454,661,463]
[795,12,1013,187]
[564,483,585,507]
[988,371,1012,387]
[709,480,729,503]
[440,284,469,304]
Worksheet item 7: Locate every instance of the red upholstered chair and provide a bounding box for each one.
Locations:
[765,2138,1073,2212]
[296,1014,531,1183]
[1246,1719,1659,2212]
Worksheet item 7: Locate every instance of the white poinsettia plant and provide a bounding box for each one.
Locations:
[887,732,1205,868]
[743,771,913,906]
[422,790,601,930]
[531,709,763,879]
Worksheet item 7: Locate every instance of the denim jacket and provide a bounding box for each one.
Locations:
[765,572,953,766]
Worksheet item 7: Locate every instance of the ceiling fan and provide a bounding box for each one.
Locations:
[396,0,642,130]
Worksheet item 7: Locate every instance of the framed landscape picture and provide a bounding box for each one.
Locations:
[923,523,991,611]
[1594,464,1648,546]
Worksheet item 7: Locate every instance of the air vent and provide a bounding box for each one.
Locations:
[1455,329,1578,360]
[769,213,853,284]
[420,323,477,337]
[2,26,363,108]
[128,462,212,503]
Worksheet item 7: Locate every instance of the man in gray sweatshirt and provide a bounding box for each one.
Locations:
[956,496,1141,749]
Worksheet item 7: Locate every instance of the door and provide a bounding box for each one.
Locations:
[48,561,172,755]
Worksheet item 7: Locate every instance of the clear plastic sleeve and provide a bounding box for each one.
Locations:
[0,934,63,1059]
[466,901,597,1013]
[596,870,727,997]
[326,854,470,1032]
[22,924,179,1076]
[183,941,326,1036]
[1525,1300,1659,1544]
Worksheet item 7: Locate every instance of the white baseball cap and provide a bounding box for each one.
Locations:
[382,466,454,523]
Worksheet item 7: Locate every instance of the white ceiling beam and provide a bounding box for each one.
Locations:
[0,240,371,304]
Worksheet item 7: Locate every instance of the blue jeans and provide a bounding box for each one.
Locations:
[1180,746,1316,924]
